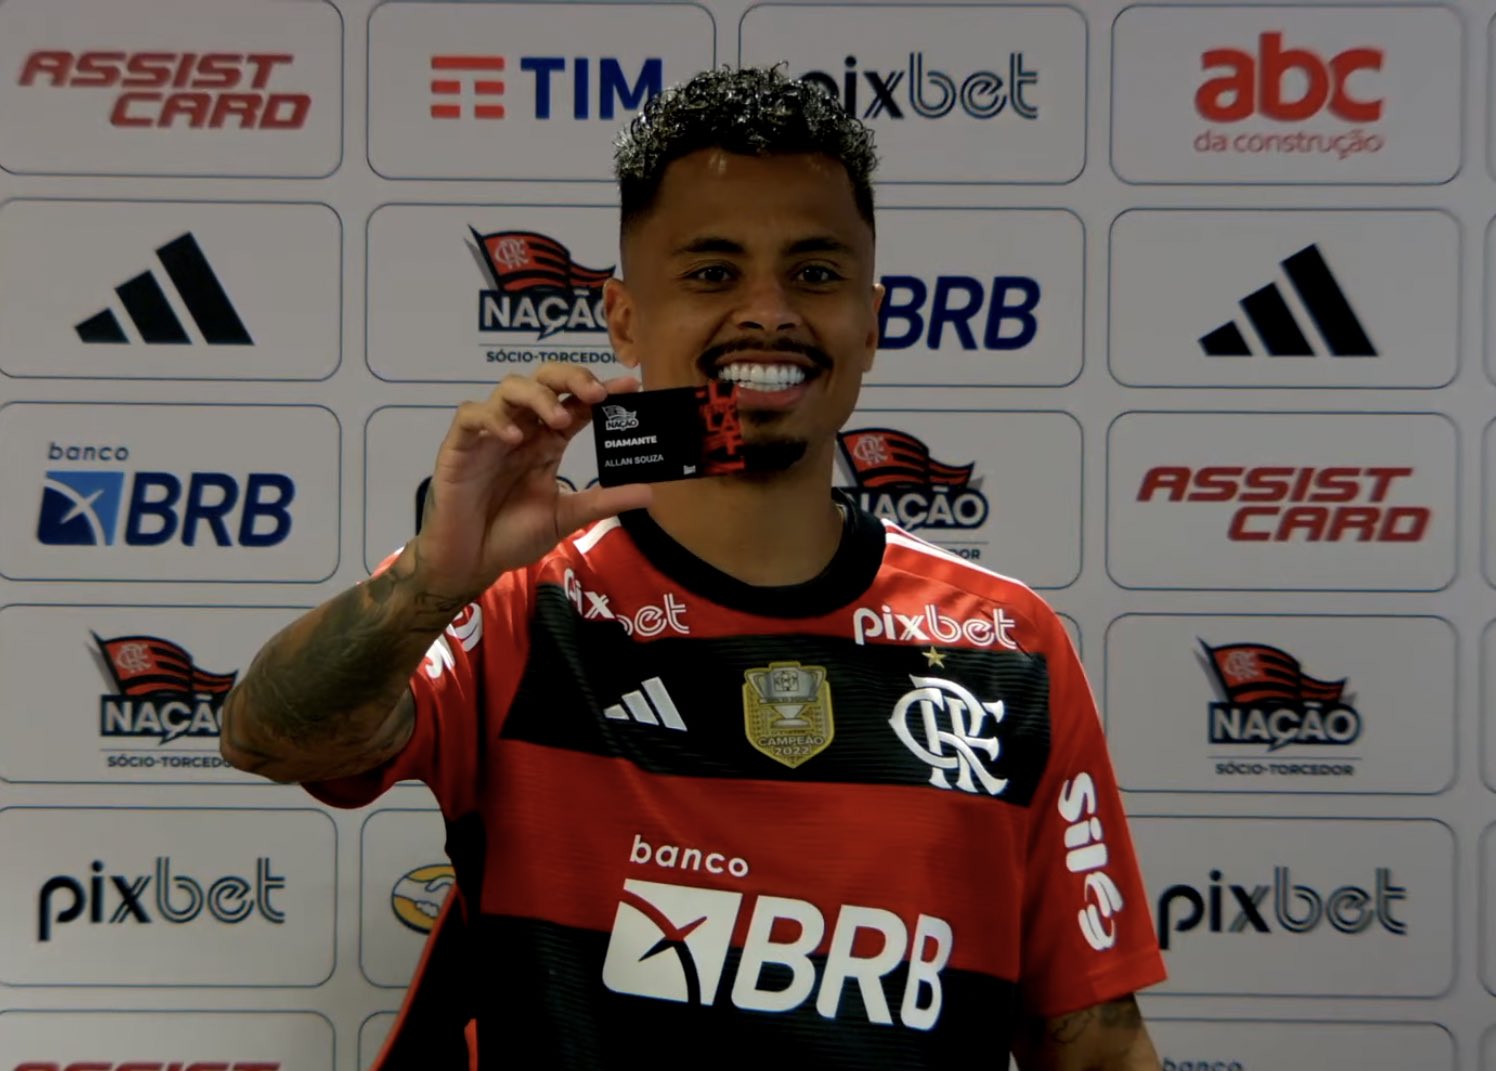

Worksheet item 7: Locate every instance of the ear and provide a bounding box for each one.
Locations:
[604,278,640,369]
[862,281,885,372]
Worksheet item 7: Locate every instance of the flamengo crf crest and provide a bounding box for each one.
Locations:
[742,661,834,768]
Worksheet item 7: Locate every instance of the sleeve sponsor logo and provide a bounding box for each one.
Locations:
[1056,773,1125,952]
[16,50,312,130]
[1157,866,1406,950]
[420,604,483,680]
[601,876,953,1030]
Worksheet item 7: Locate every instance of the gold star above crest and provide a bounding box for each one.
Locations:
[922,647,947,668]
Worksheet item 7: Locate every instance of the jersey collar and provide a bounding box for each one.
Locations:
[618,490,885,619]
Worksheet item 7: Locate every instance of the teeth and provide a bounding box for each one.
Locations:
[716,362,807,388]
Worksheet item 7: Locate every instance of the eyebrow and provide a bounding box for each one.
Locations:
[671,234,858,257]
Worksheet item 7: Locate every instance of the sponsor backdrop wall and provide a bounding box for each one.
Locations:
[0,0,1487,1067]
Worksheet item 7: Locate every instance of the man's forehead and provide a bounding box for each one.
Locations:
[625,150,866,254]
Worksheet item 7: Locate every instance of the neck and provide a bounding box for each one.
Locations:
[645,444,844,586]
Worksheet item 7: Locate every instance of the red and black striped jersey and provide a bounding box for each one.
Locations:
[310,499,1165,1069]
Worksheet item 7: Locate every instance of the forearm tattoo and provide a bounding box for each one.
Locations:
[221,543,473,774]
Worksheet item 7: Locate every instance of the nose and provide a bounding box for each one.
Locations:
[734,274,802,334]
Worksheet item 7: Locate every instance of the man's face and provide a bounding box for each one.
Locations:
[605,148,881,472]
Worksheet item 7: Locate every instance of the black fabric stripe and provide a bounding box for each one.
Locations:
[499,586,1051,808]
[1240,283,1312,356]
[460,914,1019,1071]
[1199,321,1250,356]
[617,490,885,619]
[76,309,127,343]
[116,271,189,344]
[155,233,252,345]
[1282,244,1374,357]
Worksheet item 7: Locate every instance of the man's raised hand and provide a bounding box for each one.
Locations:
[413,364,653,600]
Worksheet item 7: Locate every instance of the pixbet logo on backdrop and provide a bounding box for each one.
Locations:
[877,273,1040,353]
[1202,640,1362,780]
[799,52,1037,121]
[37,858,285,942]
[36,442,295,548]
[16,50,313,129]
[1134,465,1429,543]
[1193,32,1385,162]
[835,428,989,542]
[425,54,661,120]
[1156,866,1405,950]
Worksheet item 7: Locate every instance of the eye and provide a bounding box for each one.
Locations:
[796,263,844,285]
[685,263,735,284]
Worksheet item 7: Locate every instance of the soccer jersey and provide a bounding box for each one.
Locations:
[310,498,1165,1068]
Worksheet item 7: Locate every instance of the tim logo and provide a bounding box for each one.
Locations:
[429,55,506,119]
[471,228,613,340]
[425,55,661,120]
[890,675,1008,796]
[95,632,237,744]
[1203,641,1362,751]
[836,428,989,532]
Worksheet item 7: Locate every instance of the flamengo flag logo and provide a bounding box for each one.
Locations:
[601,879,742,1004]
[76,232,251,346]
[1200,244,1375,357]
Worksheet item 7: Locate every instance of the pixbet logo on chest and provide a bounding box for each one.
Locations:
[562,569,689,638]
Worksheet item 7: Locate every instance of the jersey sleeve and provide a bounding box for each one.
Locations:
[1017,605,1166,1018]
[304,557,534,818]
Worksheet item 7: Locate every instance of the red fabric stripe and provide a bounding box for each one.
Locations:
[483,741,1026,978]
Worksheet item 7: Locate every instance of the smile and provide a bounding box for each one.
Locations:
[714,362,811,389]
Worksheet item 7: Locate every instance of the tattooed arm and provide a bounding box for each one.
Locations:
[1012,995,1162,1071]
[220,363,652,785]
[219,540,473,783]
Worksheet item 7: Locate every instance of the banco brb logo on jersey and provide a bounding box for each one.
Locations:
[602,878,953,1030]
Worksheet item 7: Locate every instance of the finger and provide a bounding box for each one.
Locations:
[442,400,521,454]
[555,482,654,535]
[599,374,643,395]
[533,362,609,404]
[494,375,570,430]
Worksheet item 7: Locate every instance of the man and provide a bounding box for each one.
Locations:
[222,66,1166,1069]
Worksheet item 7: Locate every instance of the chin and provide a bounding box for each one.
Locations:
[739,437,810,476]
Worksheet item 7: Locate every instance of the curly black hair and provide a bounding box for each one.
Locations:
[614,65,878,234]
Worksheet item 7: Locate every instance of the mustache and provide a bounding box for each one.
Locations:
[696,337,832,376]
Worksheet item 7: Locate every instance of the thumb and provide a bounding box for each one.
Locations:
[555,482,654,536]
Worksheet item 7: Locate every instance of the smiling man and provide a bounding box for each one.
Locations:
[221,67,1165,1069]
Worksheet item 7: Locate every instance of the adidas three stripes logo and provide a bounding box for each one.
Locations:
[1199,243,1376,358]
[76,232,252,346]
[604,677,687,732]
